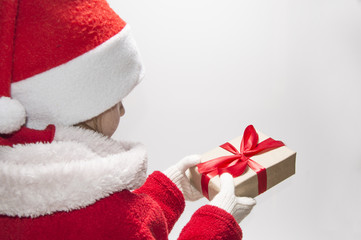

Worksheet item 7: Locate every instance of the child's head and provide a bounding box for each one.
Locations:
[0,0,143,135]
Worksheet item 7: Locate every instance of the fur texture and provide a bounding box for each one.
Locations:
[12,25,144,130]
[0,126,147,217]
[0,97,26,134]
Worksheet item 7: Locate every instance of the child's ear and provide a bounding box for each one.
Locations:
[74,117,99,133]
[74,102,122,136]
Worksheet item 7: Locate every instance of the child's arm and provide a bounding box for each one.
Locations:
[134,170,244,240]
[133,171,186,233]
[134,157,254,240]
[178,205,243,240]
[178,173,256,240]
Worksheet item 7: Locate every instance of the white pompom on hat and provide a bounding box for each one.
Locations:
[0,97,26,134]
[0,0,144,134]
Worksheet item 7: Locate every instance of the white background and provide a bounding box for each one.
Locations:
[109,0,361,239]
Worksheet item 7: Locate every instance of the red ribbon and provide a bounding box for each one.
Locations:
[197,125,285,199]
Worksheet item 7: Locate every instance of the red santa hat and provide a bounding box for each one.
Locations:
[0,0,144,134]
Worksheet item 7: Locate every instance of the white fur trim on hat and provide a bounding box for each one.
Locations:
[0,126,148,217]
[0,97,26,134]
[11,24,145,130]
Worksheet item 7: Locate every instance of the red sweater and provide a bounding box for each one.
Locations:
[0,172,242,239]
[0,126,242,239]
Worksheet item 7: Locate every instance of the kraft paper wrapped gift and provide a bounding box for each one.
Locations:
[188,125,296,200]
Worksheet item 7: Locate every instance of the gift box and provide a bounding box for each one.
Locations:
[188,125,296,200]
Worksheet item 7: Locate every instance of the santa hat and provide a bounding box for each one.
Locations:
[0,0,144,134]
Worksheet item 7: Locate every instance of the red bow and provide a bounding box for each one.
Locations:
[197,125,285,199]
[0,125,55,147]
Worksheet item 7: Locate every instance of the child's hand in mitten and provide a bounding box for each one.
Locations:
[163,155,204,201]
[210,173,256,223]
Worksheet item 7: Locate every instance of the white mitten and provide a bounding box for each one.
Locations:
[210,173,256,223]
[163,155,204,201]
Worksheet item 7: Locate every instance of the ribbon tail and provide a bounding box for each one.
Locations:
[201,170,218,200]
[248,159,267,194]
[201,174,211,200]
[257,167,267,194]
[217,159,248,178]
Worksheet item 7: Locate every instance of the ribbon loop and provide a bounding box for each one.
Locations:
[241,125,259,152]
[219,142,240,155]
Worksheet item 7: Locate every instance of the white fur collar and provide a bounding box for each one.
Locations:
[0,126,147,217]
